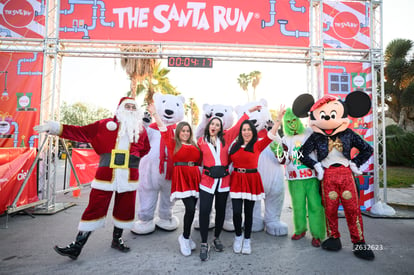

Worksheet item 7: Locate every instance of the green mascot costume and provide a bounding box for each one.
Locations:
[270,108,325,247]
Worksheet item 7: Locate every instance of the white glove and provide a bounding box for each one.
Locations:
[314,162,324,181]
[33,121,61,135]
[349,160,363,175]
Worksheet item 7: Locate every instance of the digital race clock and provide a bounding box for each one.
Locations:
[168,57,213,68]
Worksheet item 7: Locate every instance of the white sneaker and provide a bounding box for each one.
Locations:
[242,239,251,254]
[178,234,191,256]
[233,235,243,254]
[189,238,196,250]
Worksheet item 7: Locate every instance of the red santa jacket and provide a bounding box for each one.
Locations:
[197,113,248,193]
[59,118,150,192]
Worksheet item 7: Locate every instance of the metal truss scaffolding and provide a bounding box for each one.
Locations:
[0,0,387,213]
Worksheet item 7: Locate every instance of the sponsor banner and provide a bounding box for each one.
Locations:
[323,1,370,49]
[59,0,310,47]
[0,0,46,38]
[0,147,38,213]
[69,148,99,197]
[0,51,42,148]
[323,61,374,210]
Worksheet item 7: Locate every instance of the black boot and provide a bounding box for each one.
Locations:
[111,226,130,252]
[54,231,91,260]
[321,237,342,251]
[353,242,375,260]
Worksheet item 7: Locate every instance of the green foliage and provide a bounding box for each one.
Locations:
[386,132,414,167]
[383,38,414,129]
[60,101,112,126]
[385,124,406,136]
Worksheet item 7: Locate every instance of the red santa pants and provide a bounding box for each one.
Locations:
[321,166,365,243]
[81,188,136,229]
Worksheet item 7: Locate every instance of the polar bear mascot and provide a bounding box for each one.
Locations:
[194,103,236,231]
[235,99,288,236]
[132,93,185,234]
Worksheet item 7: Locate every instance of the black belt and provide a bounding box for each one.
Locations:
[174,162,200,167]
[99,153,140,168]
[331,163,344,167]
[203,165,229,178]
[234,168,257,173]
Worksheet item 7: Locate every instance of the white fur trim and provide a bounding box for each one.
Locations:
[267,131,277,140]
[230,192,265,201]
[159,126,167,132]
[106,121,117,131]
[170,191,199,202]
[120,99,136,106]
[113,217,134,229]
[78,218,105,231]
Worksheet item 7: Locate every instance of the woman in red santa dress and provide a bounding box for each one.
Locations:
[197,105,261,261]
[34,97,150,260]
[148,103,201,257]
[229,105,285,255]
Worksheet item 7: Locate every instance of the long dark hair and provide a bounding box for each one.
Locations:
[203,117,225,146]
[229,120,257,155]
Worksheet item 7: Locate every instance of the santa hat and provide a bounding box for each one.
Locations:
[310,95,338,112]
[117,97,137,108]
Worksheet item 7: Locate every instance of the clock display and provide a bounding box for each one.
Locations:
[168,57,213,68]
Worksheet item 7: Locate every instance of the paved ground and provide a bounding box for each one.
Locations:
[1,183,414,275]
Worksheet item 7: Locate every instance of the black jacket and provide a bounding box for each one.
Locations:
[299,128,373,169]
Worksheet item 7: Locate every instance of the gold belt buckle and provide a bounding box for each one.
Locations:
[110,149,129,169]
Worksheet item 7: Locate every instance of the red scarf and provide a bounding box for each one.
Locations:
[149,123,176,180]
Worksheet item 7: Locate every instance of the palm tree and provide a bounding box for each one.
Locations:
[120,45,157,98]
[250,70,262,101]
[384,38,414,131]
[133,61,180,105]
[237,73,251,102]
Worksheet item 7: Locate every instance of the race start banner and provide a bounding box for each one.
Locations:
[0,147,38,213]
[58,0,311,47]
[69,148,99,197]
[0,52,42,148]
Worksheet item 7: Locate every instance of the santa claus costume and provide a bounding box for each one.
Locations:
[34,97,150,260]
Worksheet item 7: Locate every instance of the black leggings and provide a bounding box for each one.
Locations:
[182,196,197,239]
[232,199,255,239]
[199,189,229,243]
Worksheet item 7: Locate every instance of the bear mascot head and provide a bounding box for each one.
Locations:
[195,103,235,139]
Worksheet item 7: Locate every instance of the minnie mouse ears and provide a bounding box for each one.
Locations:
[292,93,314,118]
[292,90,371,118]
[345,90,371,118]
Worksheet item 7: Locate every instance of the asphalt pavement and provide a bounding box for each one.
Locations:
[1,161,413,275]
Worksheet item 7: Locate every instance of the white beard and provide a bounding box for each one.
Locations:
[116,109,144,143]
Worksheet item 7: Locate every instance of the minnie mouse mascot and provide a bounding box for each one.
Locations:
[292,90,375,260]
